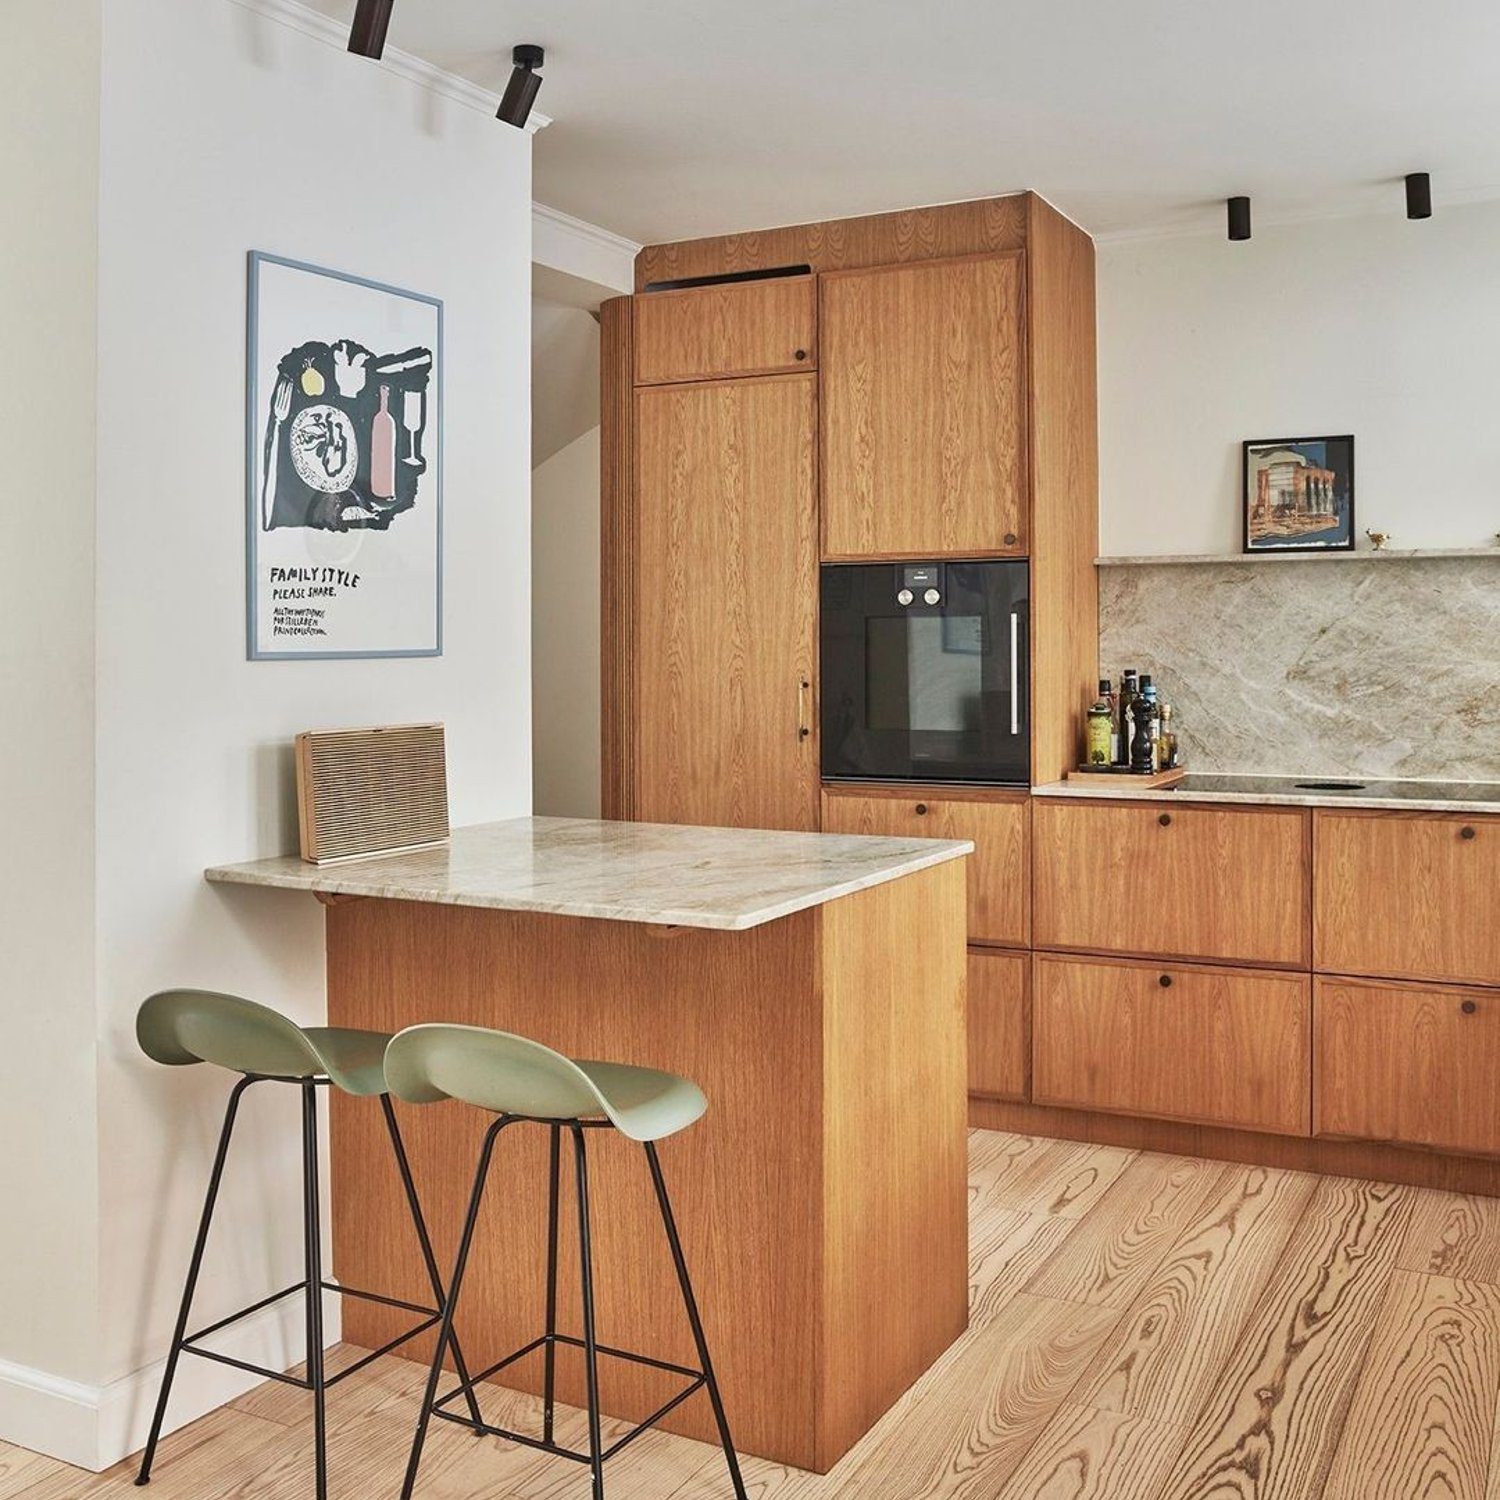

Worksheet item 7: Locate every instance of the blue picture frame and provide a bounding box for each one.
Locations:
[246,250,444,660]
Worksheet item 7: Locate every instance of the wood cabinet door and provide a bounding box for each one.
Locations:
[968,948,1029,1101]
[1314,810,1500,986]
[1032,799,1310,968]
[633,276,816,385]
[820,254,1027,559]
[1032,954,1311,1135]
[633,375,819,830]
[820,787,1030,945]
[1315,976,1500,1155]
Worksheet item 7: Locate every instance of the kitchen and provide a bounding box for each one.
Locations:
[6,3,1500,1500]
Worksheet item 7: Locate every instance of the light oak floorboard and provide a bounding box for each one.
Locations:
[1025,1152,1227,1308]
[1073,1163,1318,1421]
[15,1133,1500,1500]
[1156,1174,1413,1500]
[1325,1271,1500,1500]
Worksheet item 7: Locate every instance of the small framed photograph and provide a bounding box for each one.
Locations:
[1242,435,1354,553]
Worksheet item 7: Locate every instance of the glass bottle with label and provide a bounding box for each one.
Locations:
[1085,689,1113,766]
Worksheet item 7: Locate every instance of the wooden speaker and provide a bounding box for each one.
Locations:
[295,723,449,864]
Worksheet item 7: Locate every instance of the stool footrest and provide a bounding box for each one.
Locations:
[176,1279,442,1392]
[430,1332,707,1464]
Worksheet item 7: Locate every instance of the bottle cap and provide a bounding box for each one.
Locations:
[1098,678,1111,694]
[1140,674,1153,689]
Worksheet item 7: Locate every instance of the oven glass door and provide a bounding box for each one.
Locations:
[820,560,1030,784]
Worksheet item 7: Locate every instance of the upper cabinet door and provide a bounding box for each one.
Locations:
[632,374,820,831]
[633,276,816,385]
[821,253,1028,559]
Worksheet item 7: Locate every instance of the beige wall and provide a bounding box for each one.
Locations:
[0,0,103,1394]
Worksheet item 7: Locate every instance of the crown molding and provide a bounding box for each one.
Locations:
[228,0,553,132]
[533,203,639,294]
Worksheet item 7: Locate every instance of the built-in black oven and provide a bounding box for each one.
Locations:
[820,560,1029,786]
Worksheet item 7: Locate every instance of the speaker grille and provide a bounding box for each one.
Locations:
[295,723,449,864]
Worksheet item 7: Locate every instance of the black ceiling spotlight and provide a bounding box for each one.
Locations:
[498,44,545,128]
[347,0,395,59]
[1406,171,1433,220]
[1227,195,1252,242]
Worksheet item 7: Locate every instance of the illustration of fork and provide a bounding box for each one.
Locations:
[262,376,293,530]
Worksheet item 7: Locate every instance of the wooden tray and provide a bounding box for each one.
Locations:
[1065,765,1187,789]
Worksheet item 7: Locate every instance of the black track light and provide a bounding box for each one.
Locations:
[1406,171,1433,220]
[348,0,395,59]
[1227,195,1252,241]
[498,44,545,128]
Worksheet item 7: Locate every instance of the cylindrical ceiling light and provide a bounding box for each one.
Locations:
[497,45,545,128]
[348,0,395,59]
[1406,172,1433,220]
[1227,196,1252,241]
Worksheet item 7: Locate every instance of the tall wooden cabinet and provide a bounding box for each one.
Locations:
[631,375,819,829]
[603,192,1100,827]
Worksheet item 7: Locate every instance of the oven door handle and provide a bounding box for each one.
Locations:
[1009,611,1020,735]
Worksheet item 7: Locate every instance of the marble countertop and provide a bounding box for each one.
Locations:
[1033,773,1500,814]
[204,816,973,931]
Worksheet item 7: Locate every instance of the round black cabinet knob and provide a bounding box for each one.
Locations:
[1158,812,1173,827]
[1159,974,1173,988]
[1004,532,1018,546]
[915,803,928,816]
[1462,826,1477,841]
[1463,1000,1479,1015]
[794,349,808,361]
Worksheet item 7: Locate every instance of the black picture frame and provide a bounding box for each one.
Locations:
[1242,434,1355,554]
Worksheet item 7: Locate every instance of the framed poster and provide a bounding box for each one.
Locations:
[1242,435,1355,554]
[246,252,442,659]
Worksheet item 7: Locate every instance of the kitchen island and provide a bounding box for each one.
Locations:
[206,817,972,1472]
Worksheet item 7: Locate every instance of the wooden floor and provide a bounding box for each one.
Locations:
[11,1128,1500,1499]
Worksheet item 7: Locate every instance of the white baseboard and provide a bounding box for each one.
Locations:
[0,1289,341,1473]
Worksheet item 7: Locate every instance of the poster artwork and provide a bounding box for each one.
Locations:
[247,253,442,660]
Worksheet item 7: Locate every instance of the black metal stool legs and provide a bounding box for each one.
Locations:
[572,1126,607,1500]
[400,1116,512,1500]
[542,1123,562,1447]
[301,1081,329,1500]
[135,1075,258,1486]
[645,1141,750,1500]
[380,1095,485,1430]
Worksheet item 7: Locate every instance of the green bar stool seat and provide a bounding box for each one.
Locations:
[388,1023,748,1500]
[132,990,484,1498]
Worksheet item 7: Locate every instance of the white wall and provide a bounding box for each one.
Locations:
[0,0,103,1395]
[1,0,534,1469]
[1098,200,1500,555]
[532,426,602,817]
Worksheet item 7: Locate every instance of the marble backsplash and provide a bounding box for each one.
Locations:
[1098,556,1500,782]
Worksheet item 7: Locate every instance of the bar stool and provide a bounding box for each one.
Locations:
[132,990,484,1498]
[387,1023,748,1500]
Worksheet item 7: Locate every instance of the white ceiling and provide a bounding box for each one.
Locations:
[308,0,1500,244]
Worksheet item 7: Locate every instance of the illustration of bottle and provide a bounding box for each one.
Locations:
[371,384,397,501]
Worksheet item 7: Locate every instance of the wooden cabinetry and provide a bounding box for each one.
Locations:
[821,785,1030,947]
[1032,798,1310,968]
[820,254,1027,560]
[1032,954,1311,1135]
[1315,810,1500,987]
[633,275,816,385]
[967,949,1029,1101]
[1315,975,1500,1156]
[632,375,819,830]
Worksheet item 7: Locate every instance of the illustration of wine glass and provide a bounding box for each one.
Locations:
[402,389,425,467]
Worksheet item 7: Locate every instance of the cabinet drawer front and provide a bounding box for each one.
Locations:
[1314,811,1500,986]
[1033,955,1310,1135]
[821,788,1030,946]
[1032,799,1310,967]
[820,254,1027,559]
[968,949,1028,1101]
[633,277,816,385]
[1315,977,1500,1155]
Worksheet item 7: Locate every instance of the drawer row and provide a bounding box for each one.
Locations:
[971,949,1500,1157]
[825,787,1500,987]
